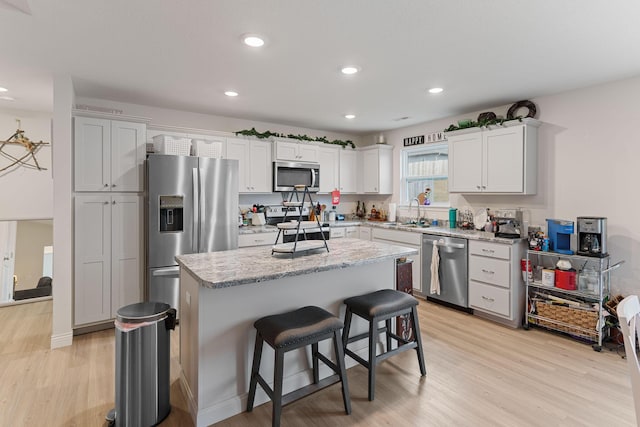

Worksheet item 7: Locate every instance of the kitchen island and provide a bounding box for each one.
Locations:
[175,238,417,427]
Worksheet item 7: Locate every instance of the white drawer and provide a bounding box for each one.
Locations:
[345,227,359,238]
[372,228,421,245]
[469,240,510,260]
[238,232,278,247]
[469,281,510,317]
[330,227,346,239]
[469,255,510,288]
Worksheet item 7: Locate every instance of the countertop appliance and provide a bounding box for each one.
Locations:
[546,218,574,255]
[577,216,607,257]
[146,154,239,318]
[494,208,524,238]
[273,161,320,192]
[265,205,330,243]
[422,234,469,309]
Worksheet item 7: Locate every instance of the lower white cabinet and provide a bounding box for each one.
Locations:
[330,227,346,239]
[359,226,372,241]
[238,232,278,247]
[468,240,525,327]
[345,227,359,239]
[74,194,143,326]
[372,228,421,291]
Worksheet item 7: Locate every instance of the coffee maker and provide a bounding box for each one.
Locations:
[494,209,524,238]
[577,217,607,257]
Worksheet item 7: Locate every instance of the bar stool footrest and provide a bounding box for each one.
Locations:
[281,374,341,407]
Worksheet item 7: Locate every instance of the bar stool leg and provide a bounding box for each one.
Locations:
[368,317,377,401]
[247,334,264,412]
[333,329,352,414]
[410,306,426,376]
[342,309,352,349]
[273,348,285,427]
[312,342,319,384]
[385,318,392,351]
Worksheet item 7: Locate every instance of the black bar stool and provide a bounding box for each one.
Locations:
[342,289,426,401]
[247,306,351,427]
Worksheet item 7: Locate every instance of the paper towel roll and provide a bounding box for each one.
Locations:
[388,203,397,222]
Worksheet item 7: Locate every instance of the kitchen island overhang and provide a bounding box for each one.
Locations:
[175,238,418,427]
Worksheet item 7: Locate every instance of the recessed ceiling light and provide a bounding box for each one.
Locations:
[428,87,444,94]
[341,66,360,75]
[0,87,7,92]
[0,96,15,101]
[224,91,239,97]
[242,34,265,47]
[345,114,356,119]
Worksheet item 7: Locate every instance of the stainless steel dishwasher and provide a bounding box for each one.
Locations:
[422,234,469,309]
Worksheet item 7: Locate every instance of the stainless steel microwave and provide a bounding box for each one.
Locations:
[273,161,320,192]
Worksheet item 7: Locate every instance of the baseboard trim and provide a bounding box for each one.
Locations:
[50,331,73,349]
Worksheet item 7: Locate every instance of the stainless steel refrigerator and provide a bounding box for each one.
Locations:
[146,154,239,318]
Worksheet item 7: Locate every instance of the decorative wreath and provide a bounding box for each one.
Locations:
[507,100,537,119]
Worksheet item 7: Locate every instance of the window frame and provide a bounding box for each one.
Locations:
[400,143,449,207]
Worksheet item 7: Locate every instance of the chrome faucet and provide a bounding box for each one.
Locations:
[409,198,420,224]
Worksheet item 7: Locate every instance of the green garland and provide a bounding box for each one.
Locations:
[444,116,523,133]
[234,127,356,149]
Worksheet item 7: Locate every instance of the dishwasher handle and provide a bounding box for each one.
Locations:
[428,238,465,249]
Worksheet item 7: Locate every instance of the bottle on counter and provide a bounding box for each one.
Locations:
[371,205,377,219]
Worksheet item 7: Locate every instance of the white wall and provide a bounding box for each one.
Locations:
[0,109,53,220]
[376,75,640,295]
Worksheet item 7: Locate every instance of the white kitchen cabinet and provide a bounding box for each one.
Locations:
[329,227,346,239]
[339,148,358,193]
[74,194,143,326]
[468,240,525,328]
[358,145,393,194]
[274,140,319,163]
[226,138,272,193]
[372,228,421,292]
[238,232,279,247]
[74,117,146,192]
[317,145,340,193]
[448,119,539,194]
[359,226,372,241]
[345,226,359,239]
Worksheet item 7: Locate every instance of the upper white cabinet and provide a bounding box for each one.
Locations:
[358,145,393,194]
[74,117,146,192]
[339,148,358,193]
[317,145,340,193]
[226,137,272,193]
[448,119,539,194]
[74,194,143,326]
[274,140,319,163]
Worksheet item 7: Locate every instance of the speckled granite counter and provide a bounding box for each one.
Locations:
[176,237,417,289]
[238,224,277,234]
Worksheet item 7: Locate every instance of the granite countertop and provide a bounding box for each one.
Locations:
[176,238,417,289]
[238,224,278,235]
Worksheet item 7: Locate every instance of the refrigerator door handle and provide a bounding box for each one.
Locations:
[151,266,180,277]
[192,168,199,253]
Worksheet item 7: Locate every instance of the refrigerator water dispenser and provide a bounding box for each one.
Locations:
[159,195,184,232]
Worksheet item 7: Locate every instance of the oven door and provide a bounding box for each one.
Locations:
[273,161,320,192]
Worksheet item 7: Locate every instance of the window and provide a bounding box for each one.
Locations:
[401,143,449,206]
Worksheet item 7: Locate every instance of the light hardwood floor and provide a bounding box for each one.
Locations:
[0,299,635,426]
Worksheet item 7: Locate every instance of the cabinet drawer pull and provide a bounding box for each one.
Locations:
[481,269,495,275]
[481,295,495,302]
[481,248,495,254]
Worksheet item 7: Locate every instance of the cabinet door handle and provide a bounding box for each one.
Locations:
[481,295,495,302]
[104,183,109,187]
[112,200,116,204]
[476,185,481,189]
[103,201,109,205]
[482,185,486,189]
[112,184,116,187]
[481,269,495,275]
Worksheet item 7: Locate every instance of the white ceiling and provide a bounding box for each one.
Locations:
[1,0,640,135]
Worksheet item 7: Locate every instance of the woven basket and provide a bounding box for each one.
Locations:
[534,303,598,339]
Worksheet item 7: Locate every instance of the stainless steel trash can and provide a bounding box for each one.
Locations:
[107,302,177,426]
